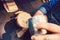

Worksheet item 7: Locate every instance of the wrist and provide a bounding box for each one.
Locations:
[34,10,44,16]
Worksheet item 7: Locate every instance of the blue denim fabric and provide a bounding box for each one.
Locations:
[38,7,47,14]
[38,0,58,14]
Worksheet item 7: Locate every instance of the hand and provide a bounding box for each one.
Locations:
[33,10,48,34]
[34,23,60,34]
[31,34,60,40]
[16,11,31,29]
[31,34,45,40]
[16,11,31,38]
[33,10,60,34]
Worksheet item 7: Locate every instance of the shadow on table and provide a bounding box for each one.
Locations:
[2,19,21,40]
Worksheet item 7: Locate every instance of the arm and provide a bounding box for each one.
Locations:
[33,0,59,34]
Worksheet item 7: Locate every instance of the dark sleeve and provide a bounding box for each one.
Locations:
[38,0,58,14]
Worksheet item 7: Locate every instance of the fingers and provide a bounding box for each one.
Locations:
[45,23,60,33]
[33,22,48,29]
[34,23,60,34]
[31,34,60,40]
[16,11,31,29]
[45,34,60,40]
[15,11,27,19]
[31,34,45,40]
[16,11,31,38]
[15,11,24,14]
[32,15,48,34]
[33,11,60,34]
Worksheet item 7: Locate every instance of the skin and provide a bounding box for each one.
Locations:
[16,10,60,40]
[31,34,60,40]
[34,10,60,34]
[31,10,60,40]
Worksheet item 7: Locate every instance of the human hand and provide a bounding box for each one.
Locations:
[16,11,31,38]
[33,10,60,34]
[33,12,48,34]
[33,23,60,34]
[16,11,31,29]
[31,34,60,40]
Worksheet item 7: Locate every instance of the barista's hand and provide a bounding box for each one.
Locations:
[33,10,60,33]
[34,23,60,33]
[15,11,24,14]
[31,23,60,40]
[16,11,31,29]
[16,11,31,38]
[31,34,60,40]
[31,34,45,40]
[31,10,60,40]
